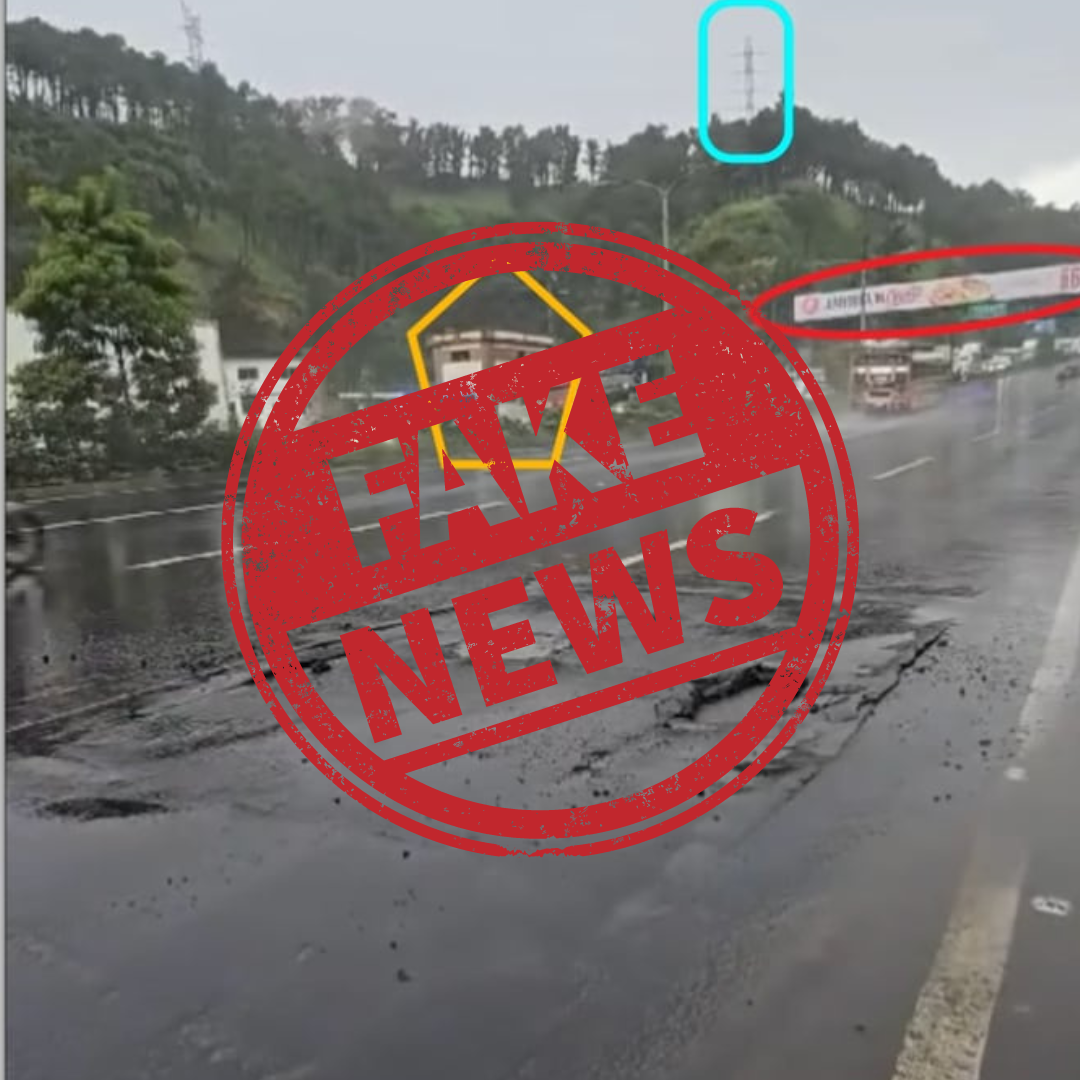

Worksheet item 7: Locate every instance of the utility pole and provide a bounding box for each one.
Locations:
[850,220,871,407]
[743,36,756,118]
[729,37,764,119]
[631,178,685,376]
[596,174,685,304]
[859,228,869,333]
[631,179,676,310]
[596,174,689,375]
[180,2,205,71]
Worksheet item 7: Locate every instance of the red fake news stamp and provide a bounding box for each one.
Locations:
[222,223,860,856]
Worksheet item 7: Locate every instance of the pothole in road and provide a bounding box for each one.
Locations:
[655,661,800,727]
[38,796,168,821]
[562,620,953,796]
[444,630,576,666]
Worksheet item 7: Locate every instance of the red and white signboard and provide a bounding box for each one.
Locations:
[793,262,1080,323]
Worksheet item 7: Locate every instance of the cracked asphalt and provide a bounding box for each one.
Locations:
[6,366,1080,1079]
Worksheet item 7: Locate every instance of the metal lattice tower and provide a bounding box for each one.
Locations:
[742,36,756,118]
[180,3,205,71]
[728,36,764,119]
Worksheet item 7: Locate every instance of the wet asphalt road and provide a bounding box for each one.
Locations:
[7,367,1080,1079]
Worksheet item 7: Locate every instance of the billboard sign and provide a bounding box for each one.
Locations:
[793,262,1080,324]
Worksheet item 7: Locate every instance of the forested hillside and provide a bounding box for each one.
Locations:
[8,16,1080,384]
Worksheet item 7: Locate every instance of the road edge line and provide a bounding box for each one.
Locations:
[890,836,1027,1080]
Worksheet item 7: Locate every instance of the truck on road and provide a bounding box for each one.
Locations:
[850,340,952,414]
[852,359,918,412]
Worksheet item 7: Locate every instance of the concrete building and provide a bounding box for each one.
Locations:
[426,329,567,421]
[195,322,229,426]
[222,352,325,429]
[428,329,557,383]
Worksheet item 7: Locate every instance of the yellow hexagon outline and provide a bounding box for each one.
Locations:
[405,270,594,472]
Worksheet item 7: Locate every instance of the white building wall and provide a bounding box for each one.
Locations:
[4,310,324,432]
[4,310,38,411]
[8,310,231,427]
[440,359,483,383]
[193,321,229,427]
[223,355,321,430]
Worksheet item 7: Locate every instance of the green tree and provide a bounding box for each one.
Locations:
[212,257,303,356]
[682,197,801,298]
[12,168,216,472]
[470,126,502,181]
[10,14,1080,370]
[8,355,110,483]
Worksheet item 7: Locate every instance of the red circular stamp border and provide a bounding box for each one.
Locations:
[221,223,860,856]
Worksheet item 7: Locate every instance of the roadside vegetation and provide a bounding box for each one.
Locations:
[6,16,1080,488]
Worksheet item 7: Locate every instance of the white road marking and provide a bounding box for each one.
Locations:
[1004,765,1028,782]
[970,430,998,444]
[126,502,506,572]
[1014,525,1080,754]
[49,460,467,534]
[621,540,687,568]
[871,456,935,482]
[127,549,225,571]
[45,501,222,531]
[891,524,1080,1079]
[619,509,778,568]
[1031,896,1073,918]
[890,841,1027,1080]
[10,683,86,707]
[18,387,1053,514]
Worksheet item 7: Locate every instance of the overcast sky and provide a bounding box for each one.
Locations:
[9,0,1079,207]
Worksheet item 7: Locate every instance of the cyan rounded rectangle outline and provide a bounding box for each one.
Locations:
[697,0,795,165]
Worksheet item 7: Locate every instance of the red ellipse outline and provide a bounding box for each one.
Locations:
[748,242,1080,340]
[221,222,860,856]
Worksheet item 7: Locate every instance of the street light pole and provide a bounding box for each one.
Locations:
[595,173,688,376]
[859,226,869,334]
[599,177,680,289]
[632,179,675,312]
[631,178,683,373]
